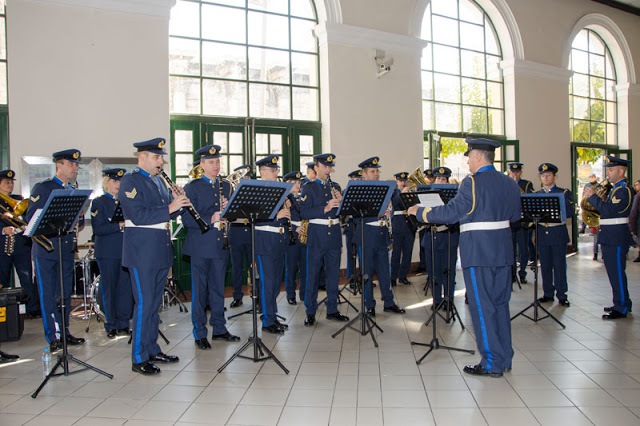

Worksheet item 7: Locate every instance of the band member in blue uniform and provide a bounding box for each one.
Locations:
[254,155,290,333]
[229,164,253,308]
[507,162,534,283]
[390,172,415,286]
[584,155,633,319]
[304,161,316,183]
[0,170,39,317]
[90,168,132,339]
[344,170,363,284]
[26,149,86,351]
[283,171,305,305]
[184,145,240,349]
[299,153,349,326]
[355,157,405,317]
[409,138,521,377]
[535,163,574,307]
[416,169,436,274]
[119,138,190,375]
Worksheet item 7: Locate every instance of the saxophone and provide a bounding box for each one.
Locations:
[297,191,309,245]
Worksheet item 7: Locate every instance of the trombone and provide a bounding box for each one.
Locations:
[0,198,54,252]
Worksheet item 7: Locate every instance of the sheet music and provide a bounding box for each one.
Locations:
[417,193,445,208]
[24,209,43,237]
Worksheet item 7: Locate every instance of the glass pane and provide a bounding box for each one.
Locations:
[462,78,486,106]
[229,132,243,152]
[202,4,246,44]
[461,50,485,78]
[249,83,291,119]
[487,109,504,135]
[213,0,245,6]
[459,0,483,24]
[435,102,461,132]
[589,53,604,77]
[255,133,268,154]
[292,52,318,86]
[463,106,487,133]
[169,1,199,38]
[605,53,616,80]
[291,18,317,53]
[249,0,287,14]
[571,73,589,97]
[299,135,313,154]
[572,119,589,142]
[432,15,459,47]
[460,22,484,51]
[590,76,605,99]
[270,134,283,154]
[292,87,319,121]
[433,44,460,75]
[422,71,433,99]
[202,41,247,79]
[434,73,460,103]
[504,144,515,161]
[169,76,200,114]
[572,96,589,120]
[175,130,193,152]
[176,177,189,187]
[421,5,432,39]
[606,101,616,123]
[572,29,588,51]
[219,156,228,174]
[571,49,588,74]
[0,17,5,60]
[229,155,244,172]
[422,100,434,130]
[421,46,433,70]
[588,30,605,55]
[248,47,290,83]
[606,123,616,145]
[590,99,604,121]
[485,25,500,55]
[176,154,193,176]
[591,122,605,143]
[487,81,503,108]
[213,132,228,150]
[202,80,248,116]
[431,0,458,19]
[291,0,316,19]
[169,38,200,76]
[605,80,616,101]
[300,156,313,172]
[249,11,289,49]
[0,63,6,105]
[486,55,501,81]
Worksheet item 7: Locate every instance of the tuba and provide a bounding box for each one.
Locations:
[0,193,54,252]
[406,167,429,190]
[580,181,612,228]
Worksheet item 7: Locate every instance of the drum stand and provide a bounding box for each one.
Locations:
[84,274,104,333]
[70,251,95,319]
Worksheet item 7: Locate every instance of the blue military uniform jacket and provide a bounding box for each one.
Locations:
[517,179,534,194]
[26,176,81,259]
[353,215,391,248]
[418,165,521,267]
[535,186,574,246]
[183,176,231,259]
[588,179,634,247]
[391,189,415,234]
[288,193,302,236]
[119,168,177,269]
[299,179,343,249]
[0,195,32,253]
[90,193,123,259]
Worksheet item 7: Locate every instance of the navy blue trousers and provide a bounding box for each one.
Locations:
[511,228,529,279]
[0,250,39,313]
[390,230,414,281]
[418,229,427,269]
[359,245,395,309]
[464,266,513,373]
[190,256,229,339]
[96,258,132,331]
[256,253,283,327]
[34,254,74,343]
[231,242,252,300]
[345,233,357,279]
[601,244,632,314]
[304,247,340,315]
[285,241,306,301]
[130,266,167,364]
[432,236,458,303]
[538,244,568,300]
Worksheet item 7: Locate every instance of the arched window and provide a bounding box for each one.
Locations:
[569,28,617,145]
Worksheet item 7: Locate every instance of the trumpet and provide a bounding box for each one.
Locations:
[157,167,210,233]
[0,202,54,252]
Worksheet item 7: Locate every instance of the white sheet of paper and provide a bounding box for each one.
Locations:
[417,193,444,208]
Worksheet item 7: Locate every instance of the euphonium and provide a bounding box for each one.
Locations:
[189,164,204,179]
[406,167,429,190]
[0,195,54,252]
[580,181,612,228]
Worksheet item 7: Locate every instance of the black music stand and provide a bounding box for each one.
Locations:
[25,189,114,398]
[331,180,395,347]
[218,180,292,374]
[410,188,475,364]
[511,193,567,329]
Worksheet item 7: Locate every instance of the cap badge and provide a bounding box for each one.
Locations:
[209,147,216,155]
[117,170,124,177]
[73,151,80,159]
[439,168,444,174]
[372,158,378,165]
[542,164,548,171]
[7,171,13,177]
[271,157,277,164]
[296,172,301,179]
[327,155,333,162]
[158,140,164,149]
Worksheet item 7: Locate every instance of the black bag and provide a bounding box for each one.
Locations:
[0,288,25,342]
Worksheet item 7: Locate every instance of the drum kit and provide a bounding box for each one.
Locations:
[72,241,106,331]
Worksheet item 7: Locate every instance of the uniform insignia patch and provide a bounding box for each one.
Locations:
[30,195,40,203]
[612,196,621,204]
[300,195,307,201]
[125,188,137,199]
[91,210,98,217]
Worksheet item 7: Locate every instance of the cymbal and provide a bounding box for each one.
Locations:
[77,241,95,250]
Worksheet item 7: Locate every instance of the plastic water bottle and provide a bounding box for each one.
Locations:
[42,347,51,364]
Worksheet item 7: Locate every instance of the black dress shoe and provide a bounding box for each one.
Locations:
[50,339,62,352]
[66,334,86,345]
[366,308,376,317]
[558,299,570,307]
[304,315,316,327]
[520,277,528,284]
[27,311,42,319]
[287,298,297,305]
[463,363,503,378]
[593,253,598,260]
[602,310,628,320]
[537,296,553,303]
[604,305,633,313]
[390,279,397,287]
[106,329,117,339]
[230,299,243,308]
[262,324,284,334]
[383,304,406,314]
[318,285,326,292]
[150,352,179,363]
[275,320,288,329]
[195,338,211,349]
[504,367,512,372]
[118,328,131,335]
[399,277,410,285]
[132,361,161,375]
[634,257,640,263]
[0,350,19,363]
[326,312,349,321]
[212,332,241,342]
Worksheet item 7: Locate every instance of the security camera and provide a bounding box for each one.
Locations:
[374,49,394,78]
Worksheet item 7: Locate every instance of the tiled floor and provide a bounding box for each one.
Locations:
[0,237,639,425]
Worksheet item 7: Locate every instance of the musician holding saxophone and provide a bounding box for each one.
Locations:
[119,138,190,375]
[0,169,40,318]
[283,171,306,305]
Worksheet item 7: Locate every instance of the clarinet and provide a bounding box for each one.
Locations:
[286,196,296,246]
[157,167,210,234]
[218,176,229,249]
[326,175,343,228]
